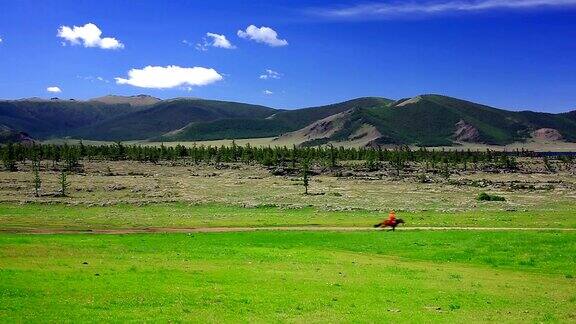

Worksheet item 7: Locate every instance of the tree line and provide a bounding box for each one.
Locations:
[2,141,573,173]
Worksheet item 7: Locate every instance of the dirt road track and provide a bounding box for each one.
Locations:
[1,226,575,235]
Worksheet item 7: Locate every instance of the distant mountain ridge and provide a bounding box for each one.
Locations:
[90,94,161,107]
[75,98,277,141]
[0,98,143,139]
[161,97,394,142]
[0,94,574,146]
[279,94,576,147]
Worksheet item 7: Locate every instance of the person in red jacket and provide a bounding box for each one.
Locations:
[373,210,404,230]
[388,210,396,225]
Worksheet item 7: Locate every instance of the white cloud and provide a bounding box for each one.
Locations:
[57,23,124,49]
[263,90,274,95]
[0,37,3,43]
[193,33,236,51]
[312,0,576,19]
[115,65,223,89]
[47,86,62,93]
[206,33,235,49]
[237,25,288,47]
[259,69,282,80]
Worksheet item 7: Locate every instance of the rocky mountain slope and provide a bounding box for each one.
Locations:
[0,94,574,146]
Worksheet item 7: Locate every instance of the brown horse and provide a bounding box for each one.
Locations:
[373,218,405,231]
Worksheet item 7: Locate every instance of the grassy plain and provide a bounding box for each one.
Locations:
[1,231,575,322]
[1,161,575,211]
[1,202,575,231]
[0,159,575,322]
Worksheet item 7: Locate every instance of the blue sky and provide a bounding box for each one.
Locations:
[0,0,575,112]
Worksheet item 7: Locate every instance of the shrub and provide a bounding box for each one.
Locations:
[59,169,69,197]
[477,192,506,201]
[301,160,310,195]
[33,160,41,197]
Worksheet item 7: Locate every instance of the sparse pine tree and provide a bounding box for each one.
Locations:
[33,159,41,197]
[291,145,297,169]
[391,153,404,176]
[543,156,555,173]
[59,169,69,197]
[2,143,17,171]
[62,144,80,170]
[302,160,310,195]
[328,144,337,168]
[442,158,450,179]
[364,153,378,171]
[79,140,87,157]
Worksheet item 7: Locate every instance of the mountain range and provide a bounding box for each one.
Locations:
[0,94,575,147]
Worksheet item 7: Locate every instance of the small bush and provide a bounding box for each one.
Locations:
[477,192,490,201]
[477,192,506,201]
[449,304,461,311]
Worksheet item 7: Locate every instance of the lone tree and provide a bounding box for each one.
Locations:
[33,160,42,197]
[543,156,555,173]
[391,152,404,176]
[441,158,450,180]
[59,169,69,197]
[301,160,310,195]
[328,144,337,168]
[2,143,17,172]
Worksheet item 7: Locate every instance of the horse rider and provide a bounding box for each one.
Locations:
[388,210,396,225]
[373,210,403,229]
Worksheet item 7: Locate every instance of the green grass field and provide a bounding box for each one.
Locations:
[1,202,575,231]
[1,231,574,322]
[1,160,575,322]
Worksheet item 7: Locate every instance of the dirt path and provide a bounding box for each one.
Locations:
[1,226,575,235]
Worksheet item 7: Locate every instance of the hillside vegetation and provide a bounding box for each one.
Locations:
[0,95,574,146]
[73,99,276,141]
[279,95,576,147]
[365,95,576,146]
[159,97,393,142]
[160,118,292,141]
[0,100,141,139]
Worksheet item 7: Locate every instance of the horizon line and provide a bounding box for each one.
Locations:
[0,93,574,114]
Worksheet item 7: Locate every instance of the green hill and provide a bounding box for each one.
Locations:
[267,97,394,130]
[0,95,574,146]
[372,95,576,145]
[160,119,291,141]
[285,95,576,147]
[0,99,141,139]
[72,99,277,141]
[160,97,394,141]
